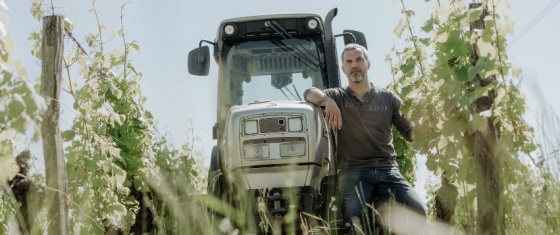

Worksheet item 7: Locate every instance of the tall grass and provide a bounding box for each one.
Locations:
[3,120,560,234]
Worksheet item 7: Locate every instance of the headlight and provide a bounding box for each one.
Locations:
[224,24,236,36]
[305,17,321,33]
[280,142,305,157]
[288,117,303,132]
[244,144,270,160]
[307,18,318,30]
[244,120,258,135]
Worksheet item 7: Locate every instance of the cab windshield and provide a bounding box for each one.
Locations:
[225,38,326,105]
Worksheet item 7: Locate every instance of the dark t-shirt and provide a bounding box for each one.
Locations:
[308,84,414,171]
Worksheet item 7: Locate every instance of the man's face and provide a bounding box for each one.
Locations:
[341,48,371,83]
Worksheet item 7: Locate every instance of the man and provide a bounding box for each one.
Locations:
[304,43,425,234]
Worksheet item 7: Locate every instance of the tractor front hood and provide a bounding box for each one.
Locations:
[220,100,333,190]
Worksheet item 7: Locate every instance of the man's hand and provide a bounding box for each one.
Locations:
[405,129,415,142]
[324,98,342,130]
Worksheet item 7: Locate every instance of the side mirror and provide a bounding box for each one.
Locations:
[343,30,367,49]
[188,46,210,76]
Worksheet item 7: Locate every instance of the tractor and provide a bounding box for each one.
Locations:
[188,8,367,233]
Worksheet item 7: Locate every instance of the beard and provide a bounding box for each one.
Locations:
[348,70,366,83]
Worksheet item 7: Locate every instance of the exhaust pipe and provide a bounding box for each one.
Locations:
[323,8,340,88]
[324,8,337,40]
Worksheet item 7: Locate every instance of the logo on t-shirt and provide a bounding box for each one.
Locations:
[344,103,389,111]
[370,105,389,111]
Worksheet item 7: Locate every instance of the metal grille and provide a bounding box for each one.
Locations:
[259,117,286,133]
[259,56,303,70]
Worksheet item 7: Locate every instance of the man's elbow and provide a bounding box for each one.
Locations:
[303,88,315,102]
[303,87,323,105]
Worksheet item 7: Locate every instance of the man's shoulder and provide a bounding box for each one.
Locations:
[372,85,403,106]
[324,86,349,95]
[372,85,397,97]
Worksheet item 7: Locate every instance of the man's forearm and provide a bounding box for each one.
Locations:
[304,87,330,106]
[393,107,415,142]
[304,87,342,129]
[394,115,415,142]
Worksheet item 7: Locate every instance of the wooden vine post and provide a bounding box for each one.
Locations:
[40,15,69,235]
[469,3,504,235]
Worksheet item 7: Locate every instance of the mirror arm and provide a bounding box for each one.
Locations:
[334,32,356,43]
[198,40,215,63]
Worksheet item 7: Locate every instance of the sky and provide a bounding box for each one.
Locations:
[7,0,560,204]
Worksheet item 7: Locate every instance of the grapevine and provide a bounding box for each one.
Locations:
[390,0,557,233]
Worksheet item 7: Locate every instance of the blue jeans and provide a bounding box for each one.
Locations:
[338,168,426,234]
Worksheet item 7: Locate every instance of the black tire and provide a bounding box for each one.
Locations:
[207,146,233,203]
[207,145,221,197]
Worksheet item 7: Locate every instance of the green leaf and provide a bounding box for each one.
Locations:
[402,8,415,18]
[116,183,129,195]
[465,185,477,203]
[0,155,19,182]
[470,113,488,133]
[467,57,490,81]
[394,19,406,38]
[30,0,44,21]
[512,66,522,79]
[27,31,41,41]
[14,60,28,79]
[492,0,510,15]
[421,17,434,33]
[435,3,452,22]
[437,135,449,150]
[425,154,439,172]
[84,158,99,171]
[419,37,430,46]
[480,28,494,42]
[129,40,140,52]
[501,16,515,37]
[64,17,74,32]
[411,124,428,152]
[400,58,415,75]
[468,8,483,22]
[107,145,121,158]
[7,94,26,121]
[477,40,496,59]
[442,30,470,57]
[0,71,12,86]
[61,130,76,141]
[401,85,413,97]
[457,153,472,183]
[469,80,497,103]
[109,83,122,99]
[441,117,457,136]
[452,66,469,82]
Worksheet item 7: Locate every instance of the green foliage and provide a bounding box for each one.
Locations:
[0,192,18,234]
[5,1,215,233]
[0,2,46,234]
[389,0,557,234]
[393,127,416,185]
[55,5,147,232]
[149,131,209,233]
[21,2,208,234]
